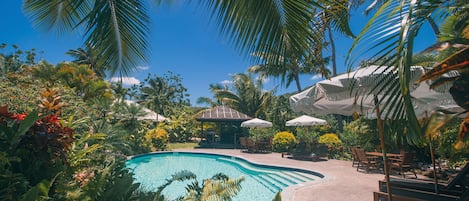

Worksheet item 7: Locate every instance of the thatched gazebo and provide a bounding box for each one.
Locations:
[196,105,251,147]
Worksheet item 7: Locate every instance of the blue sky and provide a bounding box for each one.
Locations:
[1,1,436,106]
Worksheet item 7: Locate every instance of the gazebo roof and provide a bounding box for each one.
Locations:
[196,105,252,122]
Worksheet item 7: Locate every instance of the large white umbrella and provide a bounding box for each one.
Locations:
[123,100,169,122]
[241,118,272,128]
[138,107,169,122]
[286,115,327,126]
[290,65,461,200]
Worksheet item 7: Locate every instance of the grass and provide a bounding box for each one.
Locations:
[167,142,199,150]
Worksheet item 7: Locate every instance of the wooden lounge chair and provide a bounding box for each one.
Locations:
[373,191,425,201]
[379,162,469,200]
[239,137,248,152]
[355,148,380,172]
[350,146,360,167]
[389,152,417,178]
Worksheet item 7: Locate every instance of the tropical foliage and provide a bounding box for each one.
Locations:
[144,128,169,151]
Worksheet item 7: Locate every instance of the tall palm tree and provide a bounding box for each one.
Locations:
[248,46,330,93]
[316,0,356,76]
[196,83,225,107]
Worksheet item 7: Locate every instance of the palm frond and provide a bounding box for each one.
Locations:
[84,0,149,76]
[24,0,150,77]
[200,0,320,65]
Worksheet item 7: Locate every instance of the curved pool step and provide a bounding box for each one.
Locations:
[250,175,282,193]
[281,171,316,183]
[216,157,318,192]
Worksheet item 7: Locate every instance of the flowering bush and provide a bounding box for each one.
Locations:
[145,128,169,151]
[272,131,297,152]
[319,133,343,158]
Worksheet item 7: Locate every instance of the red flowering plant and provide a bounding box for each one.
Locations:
[0,88,75,182]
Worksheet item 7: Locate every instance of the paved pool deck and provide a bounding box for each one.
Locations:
[174,148,385,201]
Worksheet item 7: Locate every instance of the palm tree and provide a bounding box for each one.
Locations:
[214,73,275,118]
[196,83,225,107]
[316,0,356,76]
[139,76,172,116]
[66,43,108,78]
[248,47,330,93]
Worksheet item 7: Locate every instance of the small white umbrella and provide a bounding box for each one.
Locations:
[241,118,272,128]
[286,115,327,126]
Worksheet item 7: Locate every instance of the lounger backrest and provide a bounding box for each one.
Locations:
[355,148,368,161]
[446,162,469,190]
[401,152,415,165]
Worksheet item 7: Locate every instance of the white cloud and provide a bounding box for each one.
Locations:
[258,76,269,84]
[110,77,141,85]
[137,65,149,70]
[220,80,232,85]
[310,74,323,80]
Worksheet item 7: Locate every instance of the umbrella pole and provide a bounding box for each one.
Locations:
[375,96,392,201]
[430,141,439,193]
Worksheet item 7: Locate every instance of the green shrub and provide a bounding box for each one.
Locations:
[145,128,169,151]
[272,131,297,152]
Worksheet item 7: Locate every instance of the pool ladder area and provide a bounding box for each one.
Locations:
[216,157,317,193]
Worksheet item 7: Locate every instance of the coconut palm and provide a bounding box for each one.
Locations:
[66,43,108,78]
[214,73,275,118]
[196,83,226,107]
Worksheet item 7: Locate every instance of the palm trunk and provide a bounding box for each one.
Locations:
[294,72,302,92]
[426,16,440,36]
[327,25,337,76]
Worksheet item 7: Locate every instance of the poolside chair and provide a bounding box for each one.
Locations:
[245,138,257,153]
[389,152,417,178]
[355,148,380,172]
[239,137,248,152]
[350,146,360,167]
[380,162,469,200]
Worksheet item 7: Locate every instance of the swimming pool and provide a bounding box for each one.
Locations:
[126,152,323,201]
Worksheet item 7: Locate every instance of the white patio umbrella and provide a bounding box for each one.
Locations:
[286,115,327,126]
[290,65,461,200]
[241,118,273,128]
[138,107,169,122]
[123,100,169,122]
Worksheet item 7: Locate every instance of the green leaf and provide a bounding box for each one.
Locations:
[12,110,39,145]
[20,179,51,201]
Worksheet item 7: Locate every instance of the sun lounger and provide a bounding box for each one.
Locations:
[381,162,469,197]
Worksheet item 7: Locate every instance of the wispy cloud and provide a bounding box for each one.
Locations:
[220,80,232,85]
[137,65,149,70]
[310,74,323,80]
[110,77,141,85]
[257,76,269,84]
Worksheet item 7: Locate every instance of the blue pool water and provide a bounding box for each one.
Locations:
[125,152,322,201]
